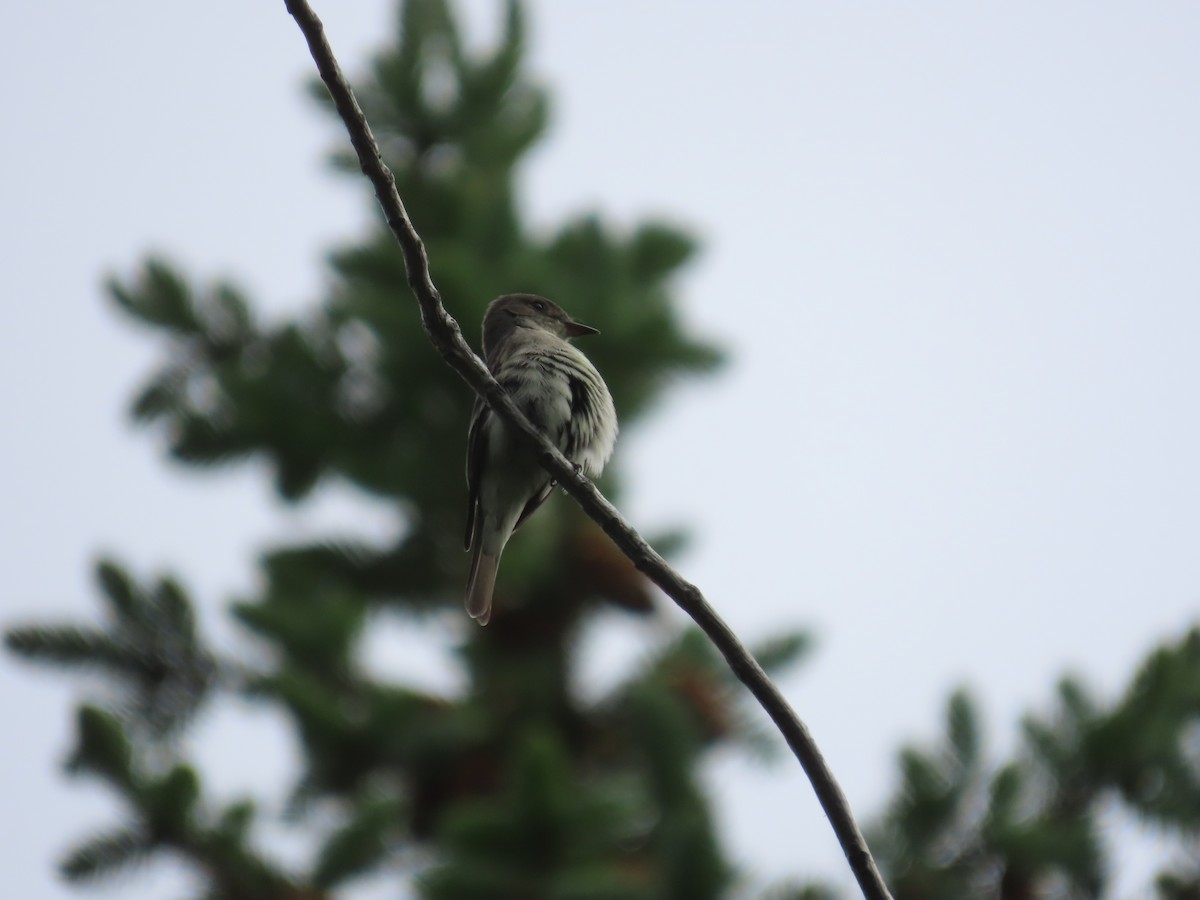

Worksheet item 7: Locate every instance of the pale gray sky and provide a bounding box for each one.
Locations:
[4,3,1199,898]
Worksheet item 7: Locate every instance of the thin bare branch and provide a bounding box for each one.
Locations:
[282,3,893,898]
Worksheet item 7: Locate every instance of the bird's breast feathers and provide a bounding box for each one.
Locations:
[492,343,617,476]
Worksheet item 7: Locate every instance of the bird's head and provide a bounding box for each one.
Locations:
[483,294,599,351]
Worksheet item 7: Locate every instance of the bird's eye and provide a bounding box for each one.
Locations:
[531,300,546,312]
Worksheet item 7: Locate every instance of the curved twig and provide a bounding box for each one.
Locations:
[282,3,892,898]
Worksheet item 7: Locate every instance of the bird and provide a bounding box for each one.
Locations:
[464,293,618,626]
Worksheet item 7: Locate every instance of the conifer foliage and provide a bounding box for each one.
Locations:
[776,631,1200,900]
[7,2,805,897]
[9,3,1199,899]
[868,630,1200,900]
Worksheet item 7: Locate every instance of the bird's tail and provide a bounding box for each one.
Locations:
[465,543,501,626]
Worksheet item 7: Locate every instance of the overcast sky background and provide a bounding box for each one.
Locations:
[4,3,1199,898]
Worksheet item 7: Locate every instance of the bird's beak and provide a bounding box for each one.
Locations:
[564,319,600,338]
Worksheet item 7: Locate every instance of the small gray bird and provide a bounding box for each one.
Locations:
[464,293,618,625]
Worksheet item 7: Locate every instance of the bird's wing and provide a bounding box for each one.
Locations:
[512,479,554,534]
[464,398,488,551]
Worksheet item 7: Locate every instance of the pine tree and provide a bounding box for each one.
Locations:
[772,628,1200,900]
[6,2,808,898]
[15,4,1196,899]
